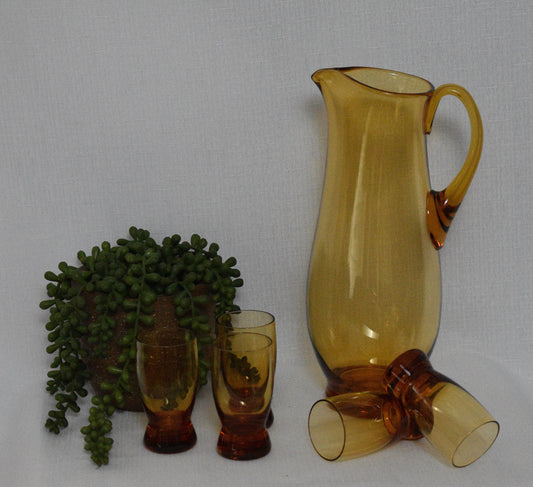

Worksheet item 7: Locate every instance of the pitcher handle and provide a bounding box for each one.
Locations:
[424,84,483,249]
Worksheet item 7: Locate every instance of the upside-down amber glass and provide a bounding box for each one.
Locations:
[136,328,198,453]
[216,310,276,427]
[212,332,274,460]
[307,67,483,395]
[383,349,499,467]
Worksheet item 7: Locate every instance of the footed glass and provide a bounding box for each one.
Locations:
[383,349,499,467]
[308,392,413,461]
[216,310,276,427]
[136,328,198,454]
[212,332,274,460]
[308,349,499,467]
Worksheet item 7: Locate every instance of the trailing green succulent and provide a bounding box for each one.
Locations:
[40,227,242,466]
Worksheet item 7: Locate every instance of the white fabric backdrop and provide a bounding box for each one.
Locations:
[1,1,532,485]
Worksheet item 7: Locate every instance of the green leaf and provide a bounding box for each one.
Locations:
[44,271,59,282]
[46,344,59,354]
[139,315,154,326]
[145,273,161,283]
[129,226,138,239]
[122,299,138,311]
[107,366,123,375]
[100,382,114,391]
[225,257,237,267]
[40,299,56,310]
[141,291,156,306]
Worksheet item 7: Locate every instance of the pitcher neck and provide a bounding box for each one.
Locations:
[313,68,435,139]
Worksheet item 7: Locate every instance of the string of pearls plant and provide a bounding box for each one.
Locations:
[40,227,242,466]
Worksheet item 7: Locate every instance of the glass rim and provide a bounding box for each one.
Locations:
[333,66,434,96]
[308,398,346,461]
[216,309,275,327]
[451,419,500,468]
[213,331,272,353]
[136,328,196,348]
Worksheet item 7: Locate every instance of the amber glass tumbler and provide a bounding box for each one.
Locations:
[216,310,276,427]
[136,328,198,454]
[383,349,499,467]
[212,331,274,460]
[308,391,411,461]
[308,349,499,467]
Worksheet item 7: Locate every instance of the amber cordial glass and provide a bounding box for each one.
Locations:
[212,331,274,460]
[383,349,499,467]
[309,349,499,467]
[308,392,414,461]
[216,310,276,427]
[136,328,198,454]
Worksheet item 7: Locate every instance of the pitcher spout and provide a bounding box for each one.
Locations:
[311,68,338,87]
[311,68,327,86]
[311,68,357,97]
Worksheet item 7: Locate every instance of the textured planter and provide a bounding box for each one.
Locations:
[82,288,214,411]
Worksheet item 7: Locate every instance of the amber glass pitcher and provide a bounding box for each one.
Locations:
[307,67,482,396]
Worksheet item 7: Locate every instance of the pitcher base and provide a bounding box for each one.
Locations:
[326,365,387,396]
